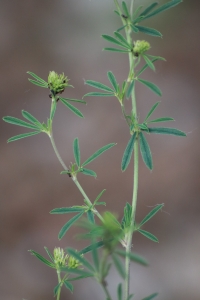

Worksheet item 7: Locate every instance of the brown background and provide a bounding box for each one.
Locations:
[1,0,200,299]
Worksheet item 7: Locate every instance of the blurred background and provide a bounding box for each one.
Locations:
[1,0,200,299]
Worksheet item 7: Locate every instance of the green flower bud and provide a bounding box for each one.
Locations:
[133,40,150,56]
[68,254,83,269]
[48,71,69,96]
[53,247,68,267]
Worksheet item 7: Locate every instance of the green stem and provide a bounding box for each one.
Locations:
[56,271,62,300]
[49,132,69,172]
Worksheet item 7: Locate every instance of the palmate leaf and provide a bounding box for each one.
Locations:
[112,253,126,279]
[29,250,55,268]
[107,71,118,92]
[84,92,115,97]
[142,293,158,300]
[130,24,139,33]
[28,79,48,88]
[103,48,130,53]
[132,5,144,21]
[142,0,182,21]
[144,102,160,122]
[60,98,84,118]
[21,110,43,128]
[148,117,174,123]
[138,229,159,243]
[121,133,137,171]
[7,131,41,142]
[73,138,81,167]
[82,143,116,167]
[64,280,74,293]
[122,1,130,18]
[137,79,162,97]
[102,34,130,50]
[79,240,105,255]
[87,210,95,224]
[58,211,84,240]
[135,25,162,37]
[139,2,158,18]
[136,57,165,77]
[67,248,95,272]
[50,207,85,214]
[139,132,153,170]
[81,168,97,177]
[114,32,132,49]
[3,116,40,130]
[114,249,148,266]
[59,97,86,104]
[54,282,62,296]
[148,127,186,136]
[27,71,48,85]
[44,246,54,262]
[85,80,114,93]
[142,55,155,71]
[139,204,164,227]
[93,189,106,205]
[61,267,94,278]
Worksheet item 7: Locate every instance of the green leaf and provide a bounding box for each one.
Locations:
[148,117,174,123]
[136,57,164,77]
[148,127,186,136]
[121,133,137,171]
[138,229,158,243]
[126,80,135,99]
[54,283,62,296]
[68,274,93,281]
[114,32,132,49]
[112,253,126,279]
[142,55,155,71]
[27,71,48,85]
[29,250,55,268]
[87,210,95,224]
[139,132,153,170]
[130,24,139,33]
[58,212,84,240]
[126,295,134,300]
[21,110,43,128]
[85,80,114,93]
[103,47,130,53]
[107,71,118,92]
[132,5,144,20]
[139,3,158,17]
[138,123,149,131]
[60,98,84,118]
[135,25,162,37]
[142,293,158,300]
[121,202,132,230]
[44,247,54,262]
[91,239,99,271]
[73,138,81,167]
[82,143,116,167]
[115,249,148,266]
[3,116,40,130]
[117,283,122,300]
[7,131,40,143]
[116,25,127,32]
[139,204,164,227]
[67,248,95,272]
[144,102,160,122]
[28,79,48,88]
[122,1,130,17]
[83,92,115,97]
[79,241,104,255]
[102,34,130,49]
[61,267,93,278]
[114,10,120,16]
[81,168,97,177]
[50,207,85,214]
[94,189,106,205]
[64,280,74,293]
[59,97,86,104]
[143,0,182,20]
[137,79,162,96]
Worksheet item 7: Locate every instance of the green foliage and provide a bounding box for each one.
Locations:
[3,1,185,300]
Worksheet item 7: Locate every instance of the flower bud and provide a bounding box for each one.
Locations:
[68,254,83,269]
[48,71,69,96]
[133,40,150,56]
[53,247,68,267]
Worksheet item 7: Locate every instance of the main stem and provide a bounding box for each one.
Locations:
[121,0,139,299]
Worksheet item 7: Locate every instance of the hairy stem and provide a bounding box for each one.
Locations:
[56,271,62,300]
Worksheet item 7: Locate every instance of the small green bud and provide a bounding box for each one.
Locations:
[133,40,150,56]
[48,71,69,96]
[68,253,83,269]
[53,247,68,267]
